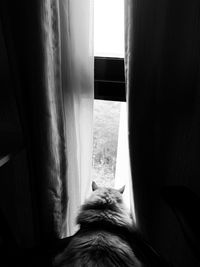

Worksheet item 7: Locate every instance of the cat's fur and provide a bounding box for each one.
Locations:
[53,182,142,267]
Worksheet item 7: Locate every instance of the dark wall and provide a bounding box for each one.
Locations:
[0,19,35,248]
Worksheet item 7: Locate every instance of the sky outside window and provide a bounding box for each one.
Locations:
[94,0,124,58]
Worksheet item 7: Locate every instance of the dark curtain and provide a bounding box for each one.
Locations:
[126,0,200,265]
[0,0,67,241]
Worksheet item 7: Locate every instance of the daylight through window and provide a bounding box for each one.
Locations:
[92,0,133,212]
[94,0,124,58]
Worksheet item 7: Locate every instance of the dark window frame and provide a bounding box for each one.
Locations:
[94,57,126,102]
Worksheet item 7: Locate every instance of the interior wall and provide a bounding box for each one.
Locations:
[0,19,35,248]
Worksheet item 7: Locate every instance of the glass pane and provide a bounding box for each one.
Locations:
[92,100,133,212]
[92,100,121,187]
[94,0,124,58]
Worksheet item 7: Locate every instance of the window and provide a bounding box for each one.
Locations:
[94,0,125,101]
[92,0,133,211]
[94,0,124,58]
[92,100,121,188]
[94,57,125,101]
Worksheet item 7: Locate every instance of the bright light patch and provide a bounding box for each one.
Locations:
[94,0,124,58]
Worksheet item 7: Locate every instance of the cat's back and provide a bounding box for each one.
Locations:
[54,184,142,266]
[54,230,142,267]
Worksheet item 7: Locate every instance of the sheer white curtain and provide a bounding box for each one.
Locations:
[59,0,94,236]
[114,103,135,220]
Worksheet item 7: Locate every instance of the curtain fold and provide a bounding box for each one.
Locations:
[59,0,94,236]
[125,0,200,265]
[0,0,67,241]
[0,0,93,241]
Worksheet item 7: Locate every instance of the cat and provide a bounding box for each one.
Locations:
[53,181,143,267]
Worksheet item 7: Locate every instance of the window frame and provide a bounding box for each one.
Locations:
[94,57,126,102]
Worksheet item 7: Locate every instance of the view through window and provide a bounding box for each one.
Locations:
[92,0,133,211]
[94,0,124,58]
[92,100,120,188]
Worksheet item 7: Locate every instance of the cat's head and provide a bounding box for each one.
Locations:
[84,181,126,210]
[92,181,125,194]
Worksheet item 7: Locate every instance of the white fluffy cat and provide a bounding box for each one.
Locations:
[53,181,142,267]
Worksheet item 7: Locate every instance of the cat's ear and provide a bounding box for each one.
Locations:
[118,185,125,194]
[92,181,99,191]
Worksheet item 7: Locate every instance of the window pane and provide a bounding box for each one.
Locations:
[92,100,133,212]
[92,100,120,187]
[94,0,124,58]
